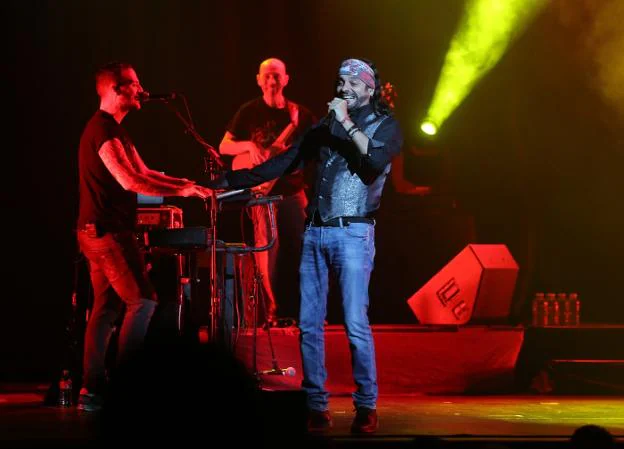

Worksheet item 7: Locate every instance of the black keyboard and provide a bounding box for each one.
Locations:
[144,226,217,250]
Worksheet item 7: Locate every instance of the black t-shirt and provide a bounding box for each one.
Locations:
[226,97,315,197]
[77,110,137,233]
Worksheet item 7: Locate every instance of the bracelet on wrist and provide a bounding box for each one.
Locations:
[347,126,360,139]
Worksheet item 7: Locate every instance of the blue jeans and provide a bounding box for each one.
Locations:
[298,222,378,411]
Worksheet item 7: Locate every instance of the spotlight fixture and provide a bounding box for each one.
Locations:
[420,121,438,136]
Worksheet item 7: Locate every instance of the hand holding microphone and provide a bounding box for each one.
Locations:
[327,97,349,124]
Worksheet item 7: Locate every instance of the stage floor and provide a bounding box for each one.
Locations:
[327,394,624,439]
[2,385,623,447]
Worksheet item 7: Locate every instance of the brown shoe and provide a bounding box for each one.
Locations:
[307,409,333,433]
[351,407,378,434]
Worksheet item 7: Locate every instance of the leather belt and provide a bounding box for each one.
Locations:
[308,215,374,227]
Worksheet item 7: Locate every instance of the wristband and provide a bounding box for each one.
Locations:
[347,126,360,139]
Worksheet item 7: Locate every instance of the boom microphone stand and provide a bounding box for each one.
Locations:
[161,95,225,342]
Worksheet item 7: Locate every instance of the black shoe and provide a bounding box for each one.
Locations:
[77,389,104,412]
[275,317,296,328]
[307,409,333,433]
[351,407,378,434]
[262,317,278,330]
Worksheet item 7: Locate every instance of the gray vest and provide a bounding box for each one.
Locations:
[314,113,390,221]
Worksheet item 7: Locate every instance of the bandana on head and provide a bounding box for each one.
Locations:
[339,59,375,89]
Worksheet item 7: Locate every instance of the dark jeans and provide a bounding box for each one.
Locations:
[77,227,156,394]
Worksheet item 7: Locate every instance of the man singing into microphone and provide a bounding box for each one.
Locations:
[210,58,403,433]
[76,61,212,411]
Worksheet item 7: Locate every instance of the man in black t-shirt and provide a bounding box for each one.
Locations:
[220,58,315,324]
[76,62,212,411]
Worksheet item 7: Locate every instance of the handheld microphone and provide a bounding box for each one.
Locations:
[258,366,297,376]
[321,110,335,126]
[323,94,346,125]
[138,91,177,102]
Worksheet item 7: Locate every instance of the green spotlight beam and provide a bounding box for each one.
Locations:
[423,0,547,132]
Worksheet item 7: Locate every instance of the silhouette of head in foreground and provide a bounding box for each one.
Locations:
[98,338,263,445]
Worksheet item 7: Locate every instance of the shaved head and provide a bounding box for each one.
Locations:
[95,61,134,97]
[259,58,287,74]
[257,57,289,107]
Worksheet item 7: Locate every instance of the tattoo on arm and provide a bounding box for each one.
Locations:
[99,139,139,190]
[129,144,150,174]
[99,139,187,196]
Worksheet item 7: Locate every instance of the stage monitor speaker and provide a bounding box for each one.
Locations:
[407,244,518,325]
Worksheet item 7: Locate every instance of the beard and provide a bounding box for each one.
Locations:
[344,93,366,111]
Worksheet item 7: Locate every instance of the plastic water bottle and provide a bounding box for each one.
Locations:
[540,293,550,326]
[546,293,558,326]
[532,293,545,326]
[561,293,573,325]
[555,293,567,326]
[569,293,581,326]
[58,370,73,407]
